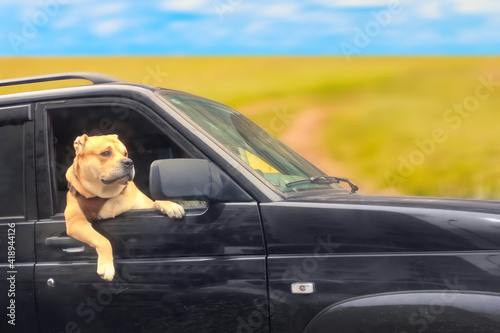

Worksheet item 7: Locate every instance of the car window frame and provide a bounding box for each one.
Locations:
[0,104,37,221]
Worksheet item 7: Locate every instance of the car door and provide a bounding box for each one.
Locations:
[0,105,38,333]
[33,98,269,333]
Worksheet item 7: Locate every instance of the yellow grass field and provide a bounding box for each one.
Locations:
[1,57,499,199]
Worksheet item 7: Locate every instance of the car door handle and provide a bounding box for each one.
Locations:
[45,236,86,253]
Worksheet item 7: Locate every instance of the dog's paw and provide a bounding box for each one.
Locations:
[154,201,185,219]
[97,259,115,281]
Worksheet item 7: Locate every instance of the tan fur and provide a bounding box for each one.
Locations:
[64,134,184,281]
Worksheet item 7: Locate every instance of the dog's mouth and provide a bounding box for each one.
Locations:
[101,173,133,186]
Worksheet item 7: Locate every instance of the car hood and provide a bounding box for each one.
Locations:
[288,192,500,215]
[260,192,500,254]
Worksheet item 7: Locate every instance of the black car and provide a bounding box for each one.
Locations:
[1,72,500,333]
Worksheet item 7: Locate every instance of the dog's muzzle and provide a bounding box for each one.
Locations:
[101,159,135,185]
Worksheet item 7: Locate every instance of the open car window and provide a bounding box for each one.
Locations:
[45,102,196,214]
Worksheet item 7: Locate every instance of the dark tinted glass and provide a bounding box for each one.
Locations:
[0,124,24,217]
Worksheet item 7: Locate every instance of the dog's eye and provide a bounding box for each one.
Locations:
[100,151,111,157]
[124,152,128,157]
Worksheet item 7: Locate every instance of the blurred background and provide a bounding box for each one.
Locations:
[1,0,499,199]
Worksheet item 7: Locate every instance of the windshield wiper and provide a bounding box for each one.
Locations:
[285,176,359,194]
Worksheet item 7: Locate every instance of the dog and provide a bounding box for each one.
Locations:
[64,134,185,281]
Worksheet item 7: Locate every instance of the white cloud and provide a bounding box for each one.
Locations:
[417,3,444,19]
[254,3,348,27]
[92,2,128,16]
[52,14,79,29]
[244,21,267,34]
[50,1,131,32]
[260,3,301,17]
[92,19,126,36]
[314,0,391,7]
[315,0,500,15]
[160,0,210,12]
[0,0,40,6]
[302,10,351,28]
[451,0,500,14]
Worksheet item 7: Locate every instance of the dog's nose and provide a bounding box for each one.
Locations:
[122,158,134,169]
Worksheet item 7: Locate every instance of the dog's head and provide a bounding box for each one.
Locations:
[72,134,135,197]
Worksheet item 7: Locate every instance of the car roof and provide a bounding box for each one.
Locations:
[0,72,157,107]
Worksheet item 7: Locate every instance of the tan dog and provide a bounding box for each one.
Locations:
[64,134,184,281]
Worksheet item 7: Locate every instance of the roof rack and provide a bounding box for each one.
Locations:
[0,72,123,88]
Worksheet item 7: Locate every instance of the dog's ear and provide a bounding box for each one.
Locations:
[74,134,89,156]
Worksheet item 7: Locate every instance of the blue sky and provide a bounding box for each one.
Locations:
[1,0,499,56]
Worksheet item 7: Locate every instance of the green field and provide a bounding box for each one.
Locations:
[1,57,499,199]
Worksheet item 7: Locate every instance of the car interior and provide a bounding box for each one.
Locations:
[46,104,192,214]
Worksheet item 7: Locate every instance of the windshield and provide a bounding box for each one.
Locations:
[158,90,347,194]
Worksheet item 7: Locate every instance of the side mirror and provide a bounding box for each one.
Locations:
[149,159,253,202]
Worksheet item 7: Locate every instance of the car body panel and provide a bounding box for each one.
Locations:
[0,111,37,332]
[35,205,268,333]
[261,200,500,332]
[304,292,500,333]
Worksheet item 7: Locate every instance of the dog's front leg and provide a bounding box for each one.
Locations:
[65,194,115,281]
[66,216,115,281]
